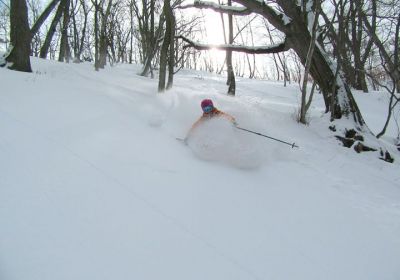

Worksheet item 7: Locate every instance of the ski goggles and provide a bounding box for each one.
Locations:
[202,105,213,113]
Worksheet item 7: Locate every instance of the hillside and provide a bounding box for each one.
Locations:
[0,58,399,280]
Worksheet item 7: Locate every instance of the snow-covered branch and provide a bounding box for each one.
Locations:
[179,0,252,16]
[233,0,289,31]
[177,35,289,54]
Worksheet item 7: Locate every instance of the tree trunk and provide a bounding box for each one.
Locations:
[140,0,156,76]
[299,1,320,124]
[58,0,71,62]
[158,0,172,92]
[6,0,32,72]
[351,0,369,92]
[30,0,61,39]
[40,0,66,59]
[226,0,235,95]
[94,0,100,70]
[129,2,134,64]
[98,0,113,69]
[76,0,88,62]
[167,12,176,90]
[71,0,79,58]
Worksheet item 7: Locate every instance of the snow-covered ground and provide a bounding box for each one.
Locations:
[0,58,399,280]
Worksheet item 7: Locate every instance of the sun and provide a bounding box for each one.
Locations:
[202,11,229,66]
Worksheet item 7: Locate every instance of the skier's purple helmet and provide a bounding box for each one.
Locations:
[201,99,214,111]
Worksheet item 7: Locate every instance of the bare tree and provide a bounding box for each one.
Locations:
[263,19,289,85]
[226,0,235,95]
[70,0,90,62]
[58,0,71,62]
[172,10,202,72]
[166,3,176,89]
[237,17,257,79]
[132,0,165,77]
[107,3,132,64]
[5,0,32,72]
[158,0,172,91]
[0,6,9,48]
[320,0,375,93]
[93,0,99,69]
[90,0,113,69]
[356,0,400,138]
[99,0,113,68]
[299,0,321,124]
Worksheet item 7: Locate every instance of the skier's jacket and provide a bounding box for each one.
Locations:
[188,108,236,135]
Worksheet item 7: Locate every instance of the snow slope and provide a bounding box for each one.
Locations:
[0,58,399,280]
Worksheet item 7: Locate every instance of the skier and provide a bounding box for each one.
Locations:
[185,99,237,143]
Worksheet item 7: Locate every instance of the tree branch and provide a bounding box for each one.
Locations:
[358,6,400,81]
[177,35,289,54]
[0,0,9,9]
[233,0,288,32]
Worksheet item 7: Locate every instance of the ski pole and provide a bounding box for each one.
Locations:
[236,126,299,148]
